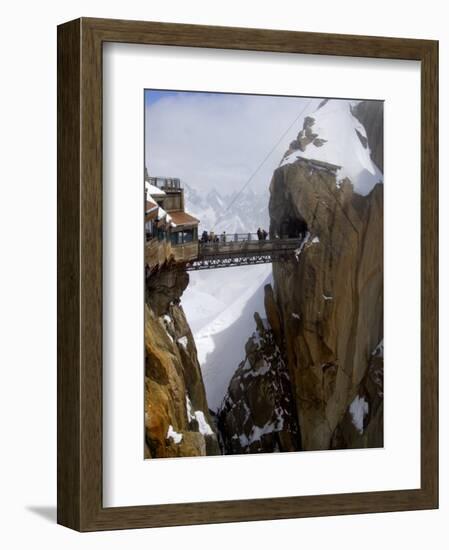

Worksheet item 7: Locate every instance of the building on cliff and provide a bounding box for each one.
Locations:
[144,176,304,272]
[145,176,200,266]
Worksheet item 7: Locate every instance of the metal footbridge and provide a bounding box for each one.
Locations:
[183,233,302,271]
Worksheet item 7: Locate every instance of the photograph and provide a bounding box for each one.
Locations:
[144,90,384,459]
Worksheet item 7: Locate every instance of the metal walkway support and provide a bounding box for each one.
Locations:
[184,237,302,271]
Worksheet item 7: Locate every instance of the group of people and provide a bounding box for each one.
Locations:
[257,227,268,240]
[200,228,270,243]
[200,230,222,243]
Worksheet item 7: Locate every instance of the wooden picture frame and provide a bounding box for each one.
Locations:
[57,17,438,531]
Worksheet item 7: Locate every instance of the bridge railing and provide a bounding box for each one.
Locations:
[147,176,182,190]
[199,232,272,244]
[198,235,301,258]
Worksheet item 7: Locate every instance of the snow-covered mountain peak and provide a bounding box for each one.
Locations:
[183,182,269,234]
[281,99,383,196]
[206,188,226,210]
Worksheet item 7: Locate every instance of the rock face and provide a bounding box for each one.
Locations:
[352,101,384,172]
[330,341,383,449]
[145,264,221,458]
[217,299,300,454]
[266,100,384,451]
[145,98,383,457]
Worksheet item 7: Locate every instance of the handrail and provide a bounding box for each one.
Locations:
[198,239,301,254]
[199,232,273,243]
[147,176,182,190]
[145,233,301,247]
[199,234,300,245]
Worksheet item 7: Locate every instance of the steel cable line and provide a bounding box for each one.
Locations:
[211,98,314,231]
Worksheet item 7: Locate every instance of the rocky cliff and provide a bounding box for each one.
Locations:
[268,99,384,450]
[217,291,300,454]
[145,262,221,458]
[352,100,384,172]
[219,99,384,452]
[146,98,384,456]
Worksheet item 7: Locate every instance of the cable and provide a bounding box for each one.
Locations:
[211,98,314,230]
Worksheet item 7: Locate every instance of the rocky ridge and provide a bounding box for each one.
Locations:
[144,254,221,458]
[145,98,384,456]
[217,289,300,454]
[269,99,384,450]
[219,99,384,451]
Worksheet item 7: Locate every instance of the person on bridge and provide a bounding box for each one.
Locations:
[201,230,208,243]
[257,227,262,240]
[221,231,227,243]
[262,229,268,240]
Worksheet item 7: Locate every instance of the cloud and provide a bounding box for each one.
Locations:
[145,91,319,196]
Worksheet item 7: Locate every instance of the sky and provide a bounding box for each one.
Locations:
[144,90,319,196]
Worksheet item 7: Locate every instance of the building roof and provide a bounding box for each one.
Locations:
[148,176,182,190]
[146,198,158,211]
[145,182,166,197]
[169,211,199,228]
[145,199,158,222]
[145,210,158,223]
[156,206,173,225]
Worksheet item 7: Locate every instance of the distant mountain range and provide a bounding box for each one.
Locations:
[183,183,270,235]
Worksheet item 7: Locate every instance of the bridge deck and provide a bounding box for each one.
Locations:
[184,238,301,271]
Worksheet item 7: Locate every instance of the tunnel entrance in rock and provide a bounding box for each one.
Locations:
[280,216,308,239]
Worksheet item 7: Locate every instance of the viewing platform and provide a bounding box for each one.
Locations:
[145,175,303,272]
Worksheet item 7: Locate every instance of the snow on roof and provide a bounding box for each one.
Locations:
[281,99,383,196]
[145,182,166,197]
[157,206,168,220]
[154,205,176,228]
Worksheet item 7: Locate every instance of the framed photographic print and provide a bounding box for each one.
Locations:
[57,17,438,531]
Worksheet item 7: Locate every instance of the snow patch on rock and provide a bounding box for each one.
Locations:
[372,339,384,358]
[281,99,383,196]
[177,336,188,350]
[166,425,183,444]
[185,395,214,436]
[195,411,214,436]
[349,396,369,434]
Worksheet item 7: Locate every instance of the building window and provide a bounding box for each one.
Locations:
[170,228,196,245]
[183,230,193,243]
